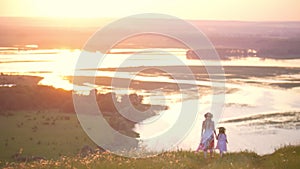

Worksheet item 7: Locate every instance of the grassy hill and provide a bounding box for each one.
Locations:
[1,145,299,169]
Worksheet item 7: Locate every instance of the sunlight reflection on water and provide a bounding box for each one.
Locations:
[1,48,300,154]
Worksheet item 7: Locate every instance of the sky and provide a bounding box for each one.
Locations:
[0,0,299,21]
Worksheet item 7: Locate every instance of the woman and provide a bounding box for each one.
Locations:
[195,112,217,158]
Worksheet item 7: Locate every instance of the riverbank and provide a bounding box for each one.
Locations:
[0,75,166,162]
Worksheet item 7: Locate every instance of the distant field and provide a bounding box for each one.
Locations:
[0,110,96,161]
[1,17,300,59]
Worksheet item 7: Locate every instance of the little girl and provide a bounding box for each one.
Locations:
[216,127,228,157]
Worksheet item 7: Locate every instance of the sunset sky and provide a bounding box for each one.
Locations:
[0,0,299,21]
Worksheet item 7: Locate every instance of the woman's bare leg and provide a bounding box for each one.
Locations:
[195,144,201,152]
[209,149,213,158]
[204,151,207,158]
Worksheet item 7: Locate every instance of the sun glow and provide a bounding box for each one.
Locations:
[38,75,74,91]
[1,0,300,21]
[21,0,158,18]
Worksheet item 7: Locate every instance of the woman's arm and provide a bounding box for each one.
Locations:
[201,121,205,137]
[212,121,217,138]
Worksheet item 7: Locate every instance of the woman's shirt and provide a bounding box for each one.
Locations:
[202,120,215,131]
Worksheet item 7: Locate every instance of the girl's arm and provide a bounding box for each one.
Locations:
[225,134,228,143]
[214,130,217,139]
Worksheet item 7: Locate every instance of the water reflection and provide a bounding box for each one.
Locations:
[1,48,300,154]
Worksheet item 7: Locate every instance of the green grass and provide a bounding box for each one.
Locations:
[0,110,96,161]
[1,145,299,169]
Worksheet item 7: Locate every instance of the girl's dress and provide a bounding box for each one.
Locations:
[216,133,227,152]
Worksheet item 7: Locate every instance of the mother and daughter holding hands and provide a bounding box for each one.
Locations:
[195,112,228,158]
